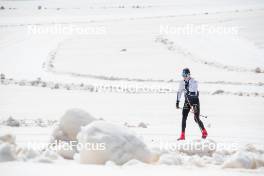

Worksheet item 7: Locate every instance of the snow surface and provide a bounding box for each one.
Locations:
[0,0,264,175]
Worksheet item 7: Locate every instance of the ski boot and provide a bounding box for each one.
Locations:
[177,132,185,140]
[202,129,208,139]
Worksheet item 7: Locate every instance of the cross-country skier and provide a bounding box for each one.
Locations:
[176,68,208,140]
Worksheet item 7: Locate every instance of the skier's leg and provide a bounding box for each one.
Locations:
[193,99,208,138]
[193,103,205,130]
[178,101,190,140]
[182,101,190,132]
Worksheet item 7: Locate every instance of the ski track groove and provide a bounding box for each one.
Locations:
[42,38,264,87]
[155,36,264,74]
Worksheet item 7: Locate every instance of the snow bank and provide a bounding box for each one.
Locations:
[212,90,225,95]
[138,122,148,128]
[51,109,96,159]
[0,143,16,162]
[77,121,158,165]
[0,134,16,144]
[177,139,217,156]
[3,116,20,127]
[0,134,16,162]
[123,159,148,166]
[223,145,264,169]
[0,118,57,127]
[52,108,96,142]
[158,153,182,165]
[223,151,257,169]
[123,122,149,128]
[55,141,77,160]
[17,148,40,161]
[0,133,42,162]
[0,133,65,163]
[31,150,63,163]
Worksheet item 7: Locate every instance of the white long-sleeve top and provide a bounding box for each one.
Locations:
[177,77,198,101]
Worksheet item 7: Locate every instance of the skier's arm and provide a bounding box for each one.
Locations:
[176,81,184,108]
[177,81,184,101]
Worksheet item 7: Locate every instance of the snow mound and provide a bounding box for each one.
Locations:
[158,154,182,165]
[0,143,16,162]
[211,152,227,165]
[32,150,63,163]
[243,144,264,155]
[3,116,20,127]
[52,108,96,142]
[0,134,16,144]
[223,151,257,169]
[0,133,65,163]
[56,141,77,160]
[212,90,225,95]
[177,139,217,156]
[0,134,17,162]
[123,122,135,128]
[77,121,158,165]
[0,133,42,162]
[123,159,148,166]
[223,145,264,169]
[138,122,148,128]
[17,148,40,161]
[0,117,57,127]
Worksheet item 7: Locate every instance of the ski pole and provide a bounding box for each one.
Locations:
[178,107,208,118]
[180,92,208,119]
[179,106,211,129]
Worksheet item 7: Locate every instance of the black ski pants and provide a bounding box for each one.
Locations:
[181,95,205,132]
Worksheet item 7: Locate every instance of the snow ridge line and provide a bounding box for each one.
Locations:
[49,69,264,86]
[0,116,58,128]
[155,36,264,74]
[0,75,177,94]
[0,75,264,97]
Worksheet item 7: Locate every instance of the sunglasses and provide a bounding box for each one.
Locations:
[182,73,189,77]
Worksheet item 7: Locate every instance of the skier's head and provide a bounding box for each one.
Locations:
[182,68,190,80]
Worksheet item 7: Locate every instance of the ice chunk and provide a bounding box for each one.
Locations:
[77,121,157,165]
[52,108,96,142]
[0,143,16,162]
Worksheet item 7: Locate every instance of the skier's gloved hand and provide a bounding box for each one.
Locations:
[176,101,180,109]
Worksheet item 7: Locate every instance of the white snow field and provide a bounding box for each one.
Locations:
[0,0,264,175]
